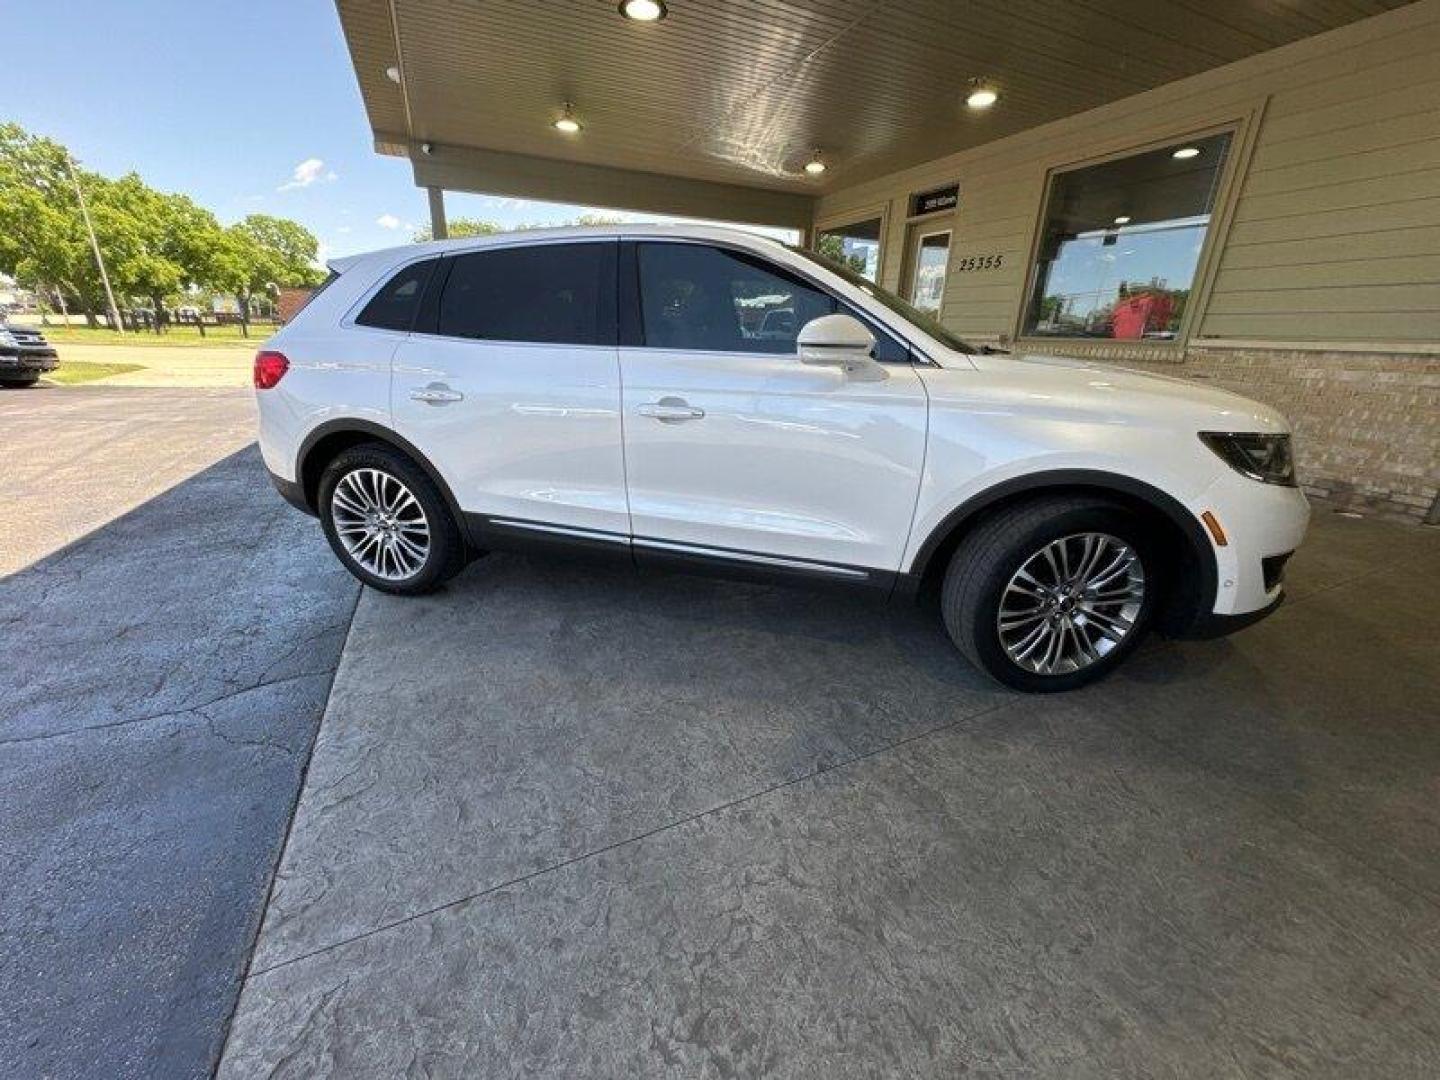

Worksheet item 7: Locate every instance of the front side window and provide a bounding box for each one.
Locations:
[356,260,436,331]
[816,217,882,282]
[436,243,614,345]
[792,245,976,355]
[636,243,907,361]
[637,243,835,354]
[1023,131,1232,341]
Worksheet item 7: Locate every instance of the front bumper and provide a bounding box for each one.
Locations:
[0,350,59,376]
[1194,471,1310,618]
[1177,590,1284,639]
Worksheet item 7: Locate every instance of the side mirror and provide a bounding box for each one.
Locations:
[796,314,885,381]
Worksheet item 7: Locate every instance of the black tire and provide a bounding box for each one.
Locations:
[317,442,468,595]
[940,496,1160,692]
[0,377,39,389]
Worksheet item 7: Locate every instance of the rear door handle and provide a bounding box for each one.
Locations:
[410,383,464,405]
[638,397,705,422]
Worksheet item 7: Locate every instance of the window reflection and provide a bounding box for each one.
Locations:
[816,217,882,282]
[1024,131,1232,340]
[911,232,951,317]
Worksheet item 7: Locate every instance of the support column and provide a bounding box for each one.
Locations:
[427,186,448,240]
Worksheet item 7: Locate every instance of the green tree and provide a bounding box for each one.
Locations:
[0,123,110,324]
[3,122,323,332]
[210,214,323,335]
[95,174,226,331]
[815,232,868,276]
[412,213,626,243]
[412,217,502,243]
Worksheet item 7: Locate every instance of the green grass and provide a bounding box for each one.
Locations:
[28,323,275,348]
[44,360,147,385]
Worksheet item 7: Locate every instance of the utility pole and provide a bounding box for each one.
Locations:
[66,155,124,333]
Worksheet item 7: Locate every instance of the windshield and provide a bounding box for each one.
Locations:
[790,245,977,354]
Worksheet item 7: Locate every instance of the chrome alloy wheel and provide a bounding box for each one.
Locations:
[329,468,431,581]
[997,532,1145,675]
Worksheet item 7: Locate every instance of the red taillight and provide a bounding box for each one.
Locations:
[253,351,289,390]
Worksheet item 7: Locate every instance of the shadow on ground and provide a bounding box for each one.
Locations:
[0,445,358,1080]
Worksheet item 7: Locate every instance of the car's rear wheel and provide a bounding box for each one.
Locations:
[318,443,467,594]
[941,496,1158,692]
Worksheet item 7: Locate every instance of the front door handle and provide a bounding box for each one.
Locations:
[410,382,464,405]
[638,396,705,422]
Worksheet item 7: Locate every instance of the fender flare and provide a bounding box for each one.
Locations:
[295,419,470,539]
[906,468,1217,631]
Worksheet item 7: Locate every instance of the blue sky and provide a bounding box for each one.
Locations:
[7,0,780,264]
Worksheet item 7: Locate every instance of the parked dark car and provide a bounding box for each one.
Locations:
[0,323,59,387]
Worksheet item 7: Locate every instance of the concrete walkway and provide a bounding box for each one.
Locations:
[0,388,359,1079]
[220,511,1440,1077]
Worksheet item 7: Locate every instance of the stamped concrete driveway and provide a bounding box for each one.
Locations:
[221,509,1440,1077]
[0,387,358,1079]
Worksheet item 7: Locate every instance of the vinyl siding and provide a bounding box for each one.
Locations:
[815,0,1440,346]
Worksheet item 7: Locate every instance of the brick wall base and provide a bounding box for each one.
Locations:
[1010,342,1440,525]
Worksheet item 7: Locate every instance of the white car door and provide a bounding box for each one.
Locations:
[389,240,630,544]
[619,241,928,579]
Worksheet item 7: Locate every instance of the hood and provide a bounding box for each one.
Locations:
[964,348,1290,434]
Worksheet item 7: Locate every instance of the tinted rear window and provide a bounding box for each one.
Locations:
[436,243,614,345]
[356,259,438,332]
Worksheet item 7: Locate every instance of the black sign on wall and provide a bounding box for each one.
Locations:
[910,184,959,216]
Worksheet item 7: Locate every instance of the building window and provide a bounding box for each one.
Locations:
[816,217,882,282]
[1023,131,1232,341]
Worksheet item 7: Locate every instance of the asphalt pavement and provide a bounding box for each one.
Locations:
[0,386,359,1079]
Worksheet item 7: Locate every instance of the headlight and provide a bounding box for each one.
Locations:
[1199,432,1297,487]
[0,330,15,348]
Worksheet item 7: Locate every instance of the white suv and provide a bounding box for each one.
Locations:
[256,225,1308,691]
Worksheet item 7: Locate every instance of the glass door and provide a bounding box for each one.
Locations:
[908,229,951,316]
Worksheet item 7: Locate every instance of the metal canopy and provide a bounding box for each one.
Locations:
[336,0,1409,222]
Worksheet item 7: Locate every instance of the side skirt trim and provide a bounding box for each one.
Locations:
[488,518,630,546]
[631,536,872,581]
[464,512,892,591]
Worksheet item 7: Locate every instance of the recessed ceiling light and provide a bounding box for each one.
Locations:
[965,86,999,109]
[1172,146,1201,159]
[1113,215,1131,225]
[384,66,401,84]
[553,103,582,134]
[804,156,826,175]
[619,0,667,20]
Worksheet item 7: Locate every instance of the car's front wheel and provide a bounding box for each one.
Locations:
[941,497,1158,692]
[318,443,468,595]
[0,376,39,389]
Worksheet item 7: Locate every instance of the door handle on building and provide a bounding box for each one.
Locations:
[410,383,464,405]
[638,397,705,422]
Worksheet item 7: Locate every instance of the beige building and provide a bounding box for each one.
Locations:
[337,0,1439,522]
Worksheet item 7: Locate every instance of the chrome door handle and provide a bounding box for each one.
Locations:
[638,397,705,422]
[409,383,464,405]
